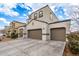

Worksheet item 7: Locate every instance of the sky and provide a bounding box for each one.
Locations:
[0,3,79,32]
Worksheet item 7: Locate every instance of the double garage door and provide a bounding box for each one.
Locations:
[28,28,66,41]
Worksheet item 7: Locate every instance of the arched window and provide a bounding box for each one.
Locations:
[39,11,43,18]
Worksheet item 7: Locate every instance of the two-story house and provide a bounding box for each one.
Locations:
[26,5,70,41]
[5,21,26,38]
[10,21,26,38]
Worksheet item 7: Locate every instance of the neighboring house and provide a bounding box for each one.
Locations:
[5,21,26,38]
[26,5,70,41]
[10,21,26,38]
[5,26,11,37]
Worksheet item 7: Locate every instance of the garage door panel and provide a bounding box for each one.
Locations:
[28,29,42,39]
[51,28,66,41]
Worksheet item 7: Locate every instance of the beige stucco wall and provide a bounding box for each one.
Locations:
[10,22,25,29]
[26,20,46,30]
[47,21,70,40]
[30,6,58,23]
[26,20,49,40]
[49,21,70,34]
[18,26,26,37]
[27,13,70,41]
[26,20,70,41]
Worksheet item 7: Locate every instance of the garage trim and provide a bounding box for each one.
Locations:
[42,33,49,35]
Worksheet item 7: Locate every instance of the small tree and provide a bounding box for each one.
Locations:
[67,5,79,54]
[69,6,79,32]
[11,30,18,39]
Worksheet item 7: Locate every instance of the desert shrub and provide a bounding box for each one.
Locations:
[67,33,79,54]
[11,30,18,39]
[67,34,79,41]
[6,35,10,38]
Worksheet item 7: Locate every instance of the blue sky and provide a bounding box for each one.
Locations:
[0,3,33,29]
[0,3,79,31]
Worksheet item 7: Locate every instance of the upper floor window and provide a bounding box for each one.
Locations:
[39,11,43,18]
[34,13,37,19]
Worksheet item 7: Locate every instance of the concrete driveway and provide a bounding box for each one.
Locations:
[0,38,66,56]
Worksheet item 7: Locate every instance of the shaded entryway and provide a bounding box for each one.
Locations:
[50,27,66,41]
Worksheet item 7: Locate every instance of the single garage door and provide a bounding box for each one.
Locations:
[51,27,66,41]
[28,29,42,39]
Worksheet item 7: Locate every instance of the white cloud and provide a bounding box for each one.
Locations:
[23,14,27,16]
[5,10,19,17]
[0,3,19,17]
[0,18,10,25]
[0,0,79,4]
[26,3,79,19]
[57,15,65,20]
[1,3,17,9]
[0,0,79,3]
[70,3,79,6]
[26,3,34,8]
[26,3,48,11]
[0,26,4,30]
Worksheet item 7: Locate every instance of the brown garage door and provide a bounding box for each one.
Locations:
[51,27,66,41]
[28,29,42,39]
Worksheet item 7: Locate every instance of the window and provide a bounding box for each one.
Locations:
[34,13,37,19]
[39,11,43,17]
